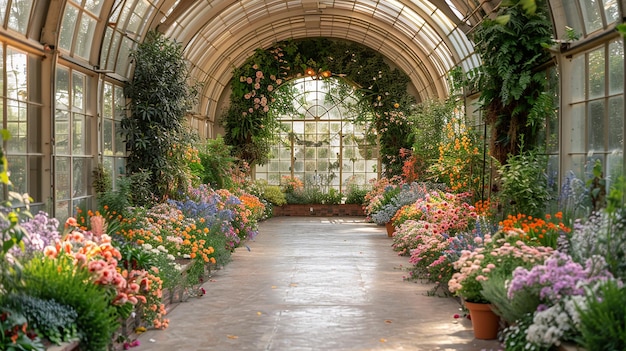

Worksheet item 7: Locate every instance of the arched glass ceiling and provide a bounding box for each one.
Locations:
[156,0,480,119]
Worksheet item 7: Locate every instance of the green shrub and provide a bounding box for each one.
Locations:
[345,185,368,205]
[285,187,326,204]
[323,188,343,205]
[577,280,626,350]
[2,294,78,345]
[18,256,119,351]
[261,185,286,206]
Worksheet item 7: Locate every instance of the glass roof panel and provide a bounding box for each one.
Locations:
[444,0,465,22]
[353,1,376,13]
[409,0,436,14]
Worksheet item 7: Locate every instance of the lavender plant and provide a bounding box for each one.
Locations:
[371,182,429,225]
[12,211,60,257]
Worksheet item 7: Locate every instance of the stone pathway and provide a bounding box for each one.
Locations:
[135,217,502,351]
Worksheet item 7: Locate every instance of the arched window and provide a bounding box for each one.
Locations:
[255,77,378,194]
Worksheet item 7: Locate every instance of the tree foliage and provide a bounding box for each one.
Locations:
[122,30,199,204]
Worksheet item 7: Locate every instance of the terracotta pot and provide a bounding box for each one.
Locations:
[464,301,500,340]
[385,221,395,237]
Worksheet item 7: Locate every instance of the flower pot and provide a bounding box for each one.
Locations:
[385,221,395,237]
[464,301,500,340]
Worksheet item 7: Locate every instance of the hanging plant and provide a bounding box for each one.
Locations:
[221,38,416,176]
[468,0,554,164]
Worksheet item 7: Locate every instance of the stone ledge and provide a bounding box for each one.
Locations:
[559,342,586,351]
[272,204,365,217]
[45,340,79,351]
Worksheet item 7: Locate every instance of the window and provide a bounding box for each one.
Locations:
[59,0,104,60]
[255,77,378,193]
[102,81,126,187]
[563,39,624,188]
[55,66,95,220]
[1,0,34,35]
[0,45,44,209]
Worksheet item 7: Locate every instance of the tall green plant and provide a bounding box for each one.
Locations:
[469,0,554,164]
[577,280,626,350]
[497,144,551,217]
[122,30,199,204]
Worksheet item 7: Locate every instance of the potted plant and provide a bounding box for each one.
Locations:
[448,230,554,339]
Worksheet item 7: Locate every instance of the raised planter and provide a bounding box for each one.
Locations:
[272,204,365,217]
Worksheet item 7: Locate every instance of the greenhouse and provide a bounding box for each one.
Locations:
[0,0,625,350]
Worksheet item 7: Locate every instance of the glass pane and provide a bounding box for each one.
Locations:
[56,200,70,223]
[579,0,603,33]
[56,67,70,109]
[27,104,42,153]
[73,113,86,155]
[6,48,27,101]
[84,0,104,15]
[114,84,125,119]
[6,100,27,152]
[100,27,112,70]
[588,100,605,152]
[607,152,623,185]
[570,55,585,102]
[73,158,91,197]
[7,155,26,194]
[115,37,134,77]
[7,0,33,34]
[0,0,7,25]
[56,157,71,199]
[59,5,79,51]
[55,110,70,155]
[603,0,620,24]
[115,157,126,177]
[114,121,125,155]
[103,119,113,154]
[106,30,121,72]
[28,156,42,201]
[608,40,624,95]
[608,96,623,150]
[103,83,113,118]
[75,15,97,59]
[73,71,85,111]
[588,48,605,99]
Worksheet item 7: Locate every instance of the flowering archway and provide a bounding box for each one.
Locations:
[222,38,417,177]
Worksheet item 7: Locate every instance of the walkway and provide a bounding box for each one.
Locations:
[135,217,502,351]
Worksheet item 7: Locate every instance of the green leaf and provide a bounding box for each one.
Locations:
[494,15,511,26]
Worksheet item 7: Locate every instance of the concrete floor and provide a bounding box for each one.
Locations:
[136,217,503,351]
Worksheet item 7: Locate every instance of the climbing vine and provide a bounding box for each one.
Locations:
[222,38,416,176]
